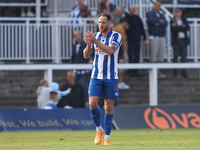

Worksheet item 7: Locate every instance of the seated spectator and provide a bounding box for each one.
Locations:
[44,91,59,109]
[97,0,116,14]
[114,18,130,89]
[70,0,93,24]
[111,6,125,26]
[21,7,35,17]
[42,7,48,17]
[72,30,90,106]
[50,82,71,101]
[57,71,85,108]
[37,79,51,109]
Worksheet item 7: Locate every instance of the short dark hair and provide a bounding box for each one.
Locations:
[98,13,111,22]
[50,91,58,100]
[119,18,128,24]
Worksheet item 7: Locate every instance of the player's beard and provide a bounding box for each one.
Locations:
[99,26,109,33]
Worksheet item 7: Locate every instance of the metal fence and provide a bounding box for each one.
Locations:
[0,17,199,63]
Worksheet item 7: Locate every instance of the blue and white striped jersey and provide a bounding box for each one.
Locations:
[91,29,122,80]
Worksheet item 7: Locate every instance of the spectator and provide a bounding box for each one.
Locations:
[42,7,48,17]
[21,7,35,17]
[114,18,130,89]
[170,8,189,78]
[97,0,115,14]
[57,71,85,108]
[125,4,147,77]
[44,91,59,109]
[37,79,51,109]
[50,82,71,101]
[147,1,167,78]
[70,0,93,24]
[111,6,125,26]
[71,30,90,105]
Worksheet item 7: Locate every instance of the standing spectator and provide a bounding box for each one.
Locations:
[114,18,130,89]
[72,30,90,105]
[170,8,189,78]
[147,1,167,78]
[50,82,71,101]
[111,6,125,26]
[57,71,85,108]
[125,4,147,77]
[37,79,51,109]
[70,0,92,24]
[44,91,59,109]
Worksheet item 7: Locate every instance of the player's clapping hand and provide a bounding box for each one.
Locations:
[85,32,92,46]
[86,31,96,43]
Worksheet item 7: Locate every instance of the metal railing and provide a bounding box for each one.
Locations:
[0,17,199,63]
[0,0,48,6]
[0,63,200,106]
[0,18,97,63]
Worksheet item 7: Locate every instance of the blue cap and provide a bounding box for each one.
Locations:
[50,82,59,91]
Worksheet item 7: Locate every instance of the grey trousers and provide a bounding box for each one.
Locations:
[149,37,164,62]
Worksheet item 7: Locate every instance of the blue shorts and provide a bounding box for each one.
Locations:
[89,78,119,100]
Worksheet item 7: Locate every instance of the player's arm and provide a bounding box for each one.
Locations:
[83,32,93,59]
[86,31,118,56]
[94,39,117,56]
[83,45,93,59]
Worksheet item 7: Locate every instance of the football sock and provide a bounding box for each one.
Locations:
[90,107,100,127]
[104,112,113,136]
[96,126,103,131]
[104,135,110,139]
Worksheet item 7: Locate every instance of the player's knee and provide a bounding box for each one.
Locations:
[104,104,113,114]
[89,101,97,110]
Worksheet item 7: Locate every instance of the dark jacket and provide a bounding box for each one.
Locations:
[71,40,88,64]
[170,17,189,46]
[147,11,167,37]
[125,12,146,42]
[57,82,85,108]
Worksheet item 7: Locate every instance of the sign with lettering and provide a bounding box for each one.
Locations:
[1,106,200,131]
[114,106,200,129]
[0,108,105,131]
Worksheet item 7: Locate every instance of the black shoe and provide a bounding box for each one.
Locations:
[181,72,188,78]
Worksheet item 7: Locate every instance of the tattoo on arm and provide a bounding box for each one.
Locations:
[111,44,117,52]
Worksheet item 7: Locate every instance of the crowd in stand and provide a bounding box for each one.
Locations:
[36,0,191,109]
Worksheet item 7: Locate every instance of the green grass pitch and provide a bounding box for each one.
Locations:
[0,129,200,150]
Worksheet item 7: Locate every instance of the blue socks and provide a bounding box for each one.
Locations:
[90,107,100,127]
[90,107,114,136]
[104,113,113,136]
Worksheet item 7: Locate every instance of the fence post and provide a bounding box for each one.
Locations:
[194,20,198,63]
[26,20,30,64]
[44,68,53,85]
[149,66,158,106]
[166,16,171,63]
[54,19,61,63]
[139,0,143,17]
